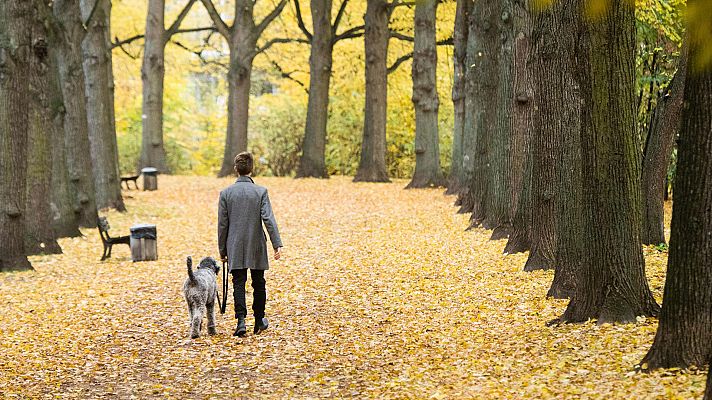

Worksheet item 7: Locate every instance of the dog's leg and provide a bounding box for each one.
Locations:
[207,300,217,335]
[190,306,202,339]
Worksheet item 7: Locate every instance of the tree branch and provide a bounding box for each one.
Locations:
[255,37,309,55]
[332,0,350,34]
[390,30,413,42]
[200,0,231,38]
[334,24,364,42]
[266,55,309,94]
[386,37,452,74]
[293,0,313,40]
[165,0,199,39]
[256,0,289,36]
[112,34,144,48]
[113,27,217,49]
[170,39,229,71]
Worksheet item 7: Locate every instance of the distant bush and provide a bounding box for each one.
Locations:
[250,95,306,176]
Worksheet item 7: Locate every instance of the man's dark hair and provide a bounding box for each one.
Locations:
[234,152,254,176]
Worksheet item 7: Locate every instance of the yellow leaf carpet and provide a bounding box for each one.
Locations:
[0,176,703,398]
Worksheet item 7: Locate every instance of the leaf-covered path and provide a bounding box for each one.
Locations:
[0,176,705,398]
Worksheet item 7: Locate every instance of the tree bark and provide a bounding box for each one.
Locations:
[26,1,62,255]
[560,0,659,324]
[544,0,584,298]
[0,0,33,272]
[406,0,443,189]
[483,0,514,235]
[463,0,499,227]
[503,0,532,252]
[297,0,334,179]
[640,36,712,369]
[54,0,99,227]
[640,48,687,245]
[446,0,471,194]
[80,0,125,211]
[353,0,390,182]
[139,0,169,173]
[49,48,81,238]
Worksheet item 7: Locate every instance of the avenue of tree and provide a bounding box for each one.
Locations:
[0,0,710,396]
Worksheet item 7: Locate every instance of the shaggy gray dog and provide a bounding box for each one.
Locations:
[183,256,220,338]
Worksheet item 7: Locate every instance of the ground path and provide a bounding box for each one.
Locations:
[0,176,705,398]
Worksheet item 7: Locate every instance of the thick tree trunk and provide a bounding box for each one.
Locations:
[640,37,712,369]
[139,0,169,173]
[407,0,443,189]
[483,0,514,235]
[561,0,659,323]
[353,0,390,182]
[706,365,712,400]
[463,0,499,227]
[543,0,584,298]
[446,0,471,194]
[80,0,125,211]
[503,0,532,251]
[49,49,81,238]
[640,48,687,245]
[0,0,33,272]
[297,0,334,179]
[26,4,62,255]
[218,44,254,177]
[54,0,98,227]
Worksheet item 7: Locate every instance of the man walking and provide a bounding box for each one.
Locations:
[218,152,283,337]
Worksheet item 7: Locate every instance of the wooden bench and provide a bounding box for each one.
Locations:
[98,217,130,261]
[120,174,140,190]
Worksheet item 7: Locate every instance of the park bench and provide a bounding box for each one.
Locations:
[98,217,130,261]
[120,174,140,190]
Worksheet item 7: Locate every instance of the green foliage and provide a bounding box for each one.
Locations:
[249,95,306,177]
[654,242,669,252]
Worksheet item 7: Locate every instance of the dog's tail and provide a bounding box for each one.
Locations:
[187,256,196,282]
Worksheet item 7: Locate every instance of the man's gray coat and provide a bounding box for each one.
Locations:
[218,176,282,271]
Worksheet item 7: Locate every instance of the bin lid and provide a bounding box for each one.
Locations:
[141,167,158,174]
[130,224,157,239]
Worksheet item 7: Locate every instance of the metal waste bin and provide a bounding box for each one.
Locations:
[130,224,157,262]
[142,167,158,191]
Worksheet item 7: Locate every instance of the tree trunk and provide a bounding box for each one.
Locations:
[503,0,532,252]
[49,49,81,238]
[706,364,712,400]
[0,0,33,272]
[297,0,334,179]
[483,0,514,235]
[640,48,687,245]
[406,0,443,189]
[139,0,169,173]
[54,0,98,227]
[560,0,659,324]
[353,0,390,182]
[80,0,125,211]
[463,0,499,227]
[640,36,712,369]
[446,0,471,194]
[538,0,584,298]
[26,2,62,255]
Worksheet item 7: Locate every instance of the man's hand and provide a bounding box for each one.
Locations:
[221,255,228,263]
[274,247,283,260]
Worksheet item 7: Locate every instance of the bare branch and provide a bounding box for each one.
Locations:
[113,27,217,49]
[165,0,199,39]
[334,24,364,42]
[255,37,310,55]
[293,0,313,40]
[112,34,144,48]
[390,30,413,42]
[265,55,309,94]
[200,0,231,38]
[256,0,289,36]
[170,39,229,71]
[386,37,452,74]
[332,0,349,34]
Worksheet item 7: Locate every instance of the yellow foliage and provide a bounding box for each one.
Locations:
[0,177,704,398]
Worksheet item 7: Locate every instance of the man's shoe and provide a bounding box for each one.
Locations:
[233,318,246,337]
[254,317,269,335]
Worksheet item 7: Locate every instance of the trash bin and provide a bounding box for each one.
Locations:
[130,223,157,262]
[142,167,158,191]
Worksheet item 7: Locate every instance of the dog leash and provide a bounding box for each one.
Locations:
[216,260,229,314]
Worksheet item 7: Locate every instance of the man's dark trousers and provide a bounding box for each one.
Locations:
[232,269,266,320]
